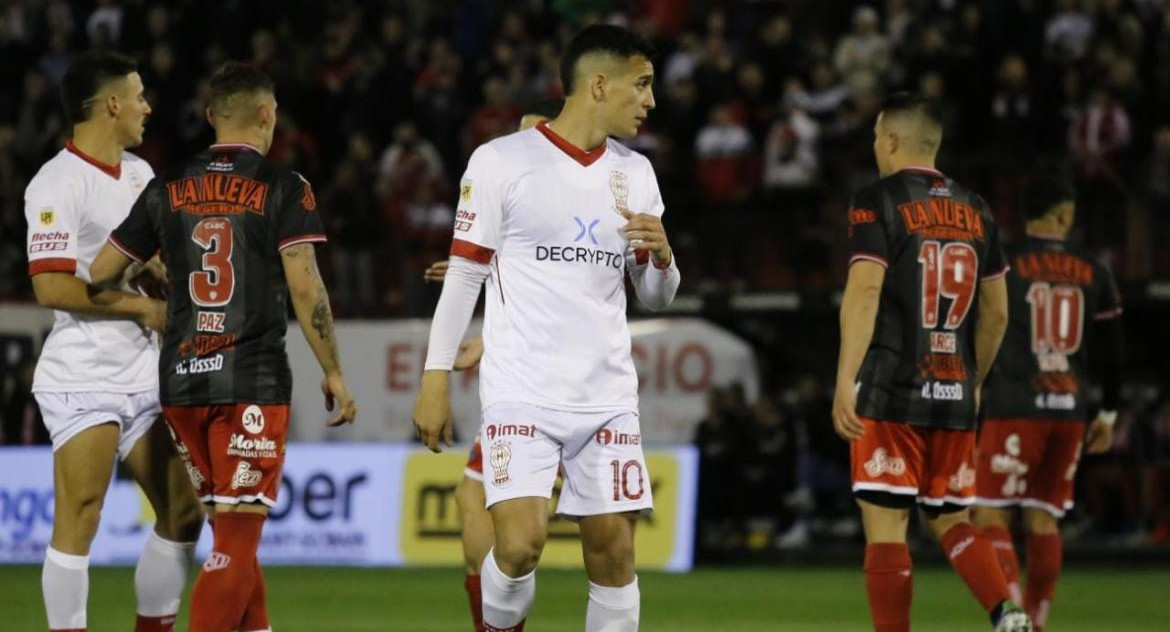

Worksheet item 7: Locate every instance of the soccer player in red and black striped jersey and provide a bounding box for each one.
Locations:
[832,93,1032,632]
[90,63,357,632]
[974,176,1123,631]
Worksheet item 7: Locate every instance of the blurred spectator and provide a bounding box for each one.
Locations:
[323,159,382,317]
[376,121,446,206]
[1046,0,1094,62]
[694,104,753,204]
[833,6,890,98]
[789,62,850,125]
[762,105,818,195]
[465,75,520,154]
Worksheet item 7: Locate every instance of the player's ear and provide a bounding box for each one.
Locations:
[205,106,215,128]
[591,73,607,102]
[887,131,900,156]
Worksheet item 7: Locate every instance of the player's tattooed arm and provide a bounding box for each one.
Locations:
[282,242,357,426]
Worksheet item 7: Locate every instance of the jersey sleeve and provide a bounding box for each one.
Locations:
[108,180,161,263]
[847,186,889,268]
[24,175,80,276]
[1094,261,1123,320]
[626,163,664,268]
[276,172,327,250]
[450,144,504,264]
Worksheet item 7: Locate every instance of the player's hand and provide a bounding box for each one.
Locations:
[129,256,170,300]
[1085,414,1115,454]
[424,260,450,283]
[619,209,672,267]
[832,381,865,442]
[453,337,484,371]
[136,298,167,334]
[322,374,357,427]
[413,371,454,452]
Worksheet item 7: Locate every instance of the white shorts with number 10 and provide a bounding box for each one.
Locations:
[480,402,653,518]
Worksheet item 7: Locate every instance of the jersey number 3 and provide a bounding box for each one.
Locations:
[918,240,978,329]
[189,218,235,307]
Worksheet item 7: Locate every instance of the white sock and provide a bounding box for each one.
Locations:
[135,532,196,617]
[480,548,536,630]
[43,546,89,630]
[586,577,640,632]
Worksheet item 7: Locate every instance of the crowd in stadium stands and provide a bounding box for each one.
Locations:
[1,0,1169,548]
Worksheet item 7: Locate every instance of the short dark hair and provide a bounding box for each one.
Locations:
[208,62,275,115]
[880,92,944,128]
[525,98,564,119]
[60,51,138,125]
[1024,175,1076,221]
[560,24,655,95]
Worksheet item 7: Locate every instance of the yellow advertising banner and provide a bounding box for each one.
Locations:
[399,447,694,570]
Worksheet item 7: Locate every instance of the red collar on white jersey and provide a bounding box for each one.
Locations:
[536,121,607,167]
[65,140,121,179]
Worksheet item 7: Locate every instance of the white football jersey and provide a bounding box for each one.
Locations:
[24,142,159,393]
[453,123,665,413]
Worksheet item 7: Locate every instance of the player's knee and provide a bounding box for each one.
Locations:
[162,498,207,543]
[493,533,545,576]
[1023,509,1059,535]
[57,490,105,542]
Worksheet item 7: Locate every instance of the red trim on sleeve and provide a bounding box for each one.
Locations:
[1094,307,1123,320]
[981,265,1010,281]
[28,257,77,276]
[451,239,495,264]
[278,233,328,250]
[535,122,607,167]
[107,235,146,264]
[634,249,649,265]
[849,253,889,268]
[65,140,121,179]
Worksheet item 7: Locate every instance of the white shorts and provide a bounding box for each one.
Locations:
[480,402,653,517]
[35,391,161,460]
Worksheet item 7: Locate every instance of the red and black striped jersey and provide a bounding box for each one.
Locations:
[848,168,1007,430]
[982,236,1122,421]
[109,143,326,406]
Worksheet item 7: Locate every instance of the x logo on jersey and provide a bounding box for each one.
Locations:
[573,216,600,245]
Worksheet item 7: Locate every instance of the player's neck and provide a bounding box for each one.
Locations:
[889,157,938,176]
[545,108,608,153]
[1025,221,1069,241]
[214,132,267,155]
[70,123,124,167]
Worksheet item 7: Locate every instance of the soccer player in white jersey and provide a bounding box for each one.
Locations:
[24,51,203,632]
[414,25,679,632]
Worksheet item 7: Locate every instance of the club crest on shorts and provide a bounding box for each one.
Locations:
[609,170,629,216]
[948,461,975,492]
[489,442,512,488]
[242,405,265,434]
[864,448,906,477]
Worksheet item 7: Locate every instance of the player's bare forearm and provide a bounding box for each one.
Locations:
[835,261,885,388]
[88,243,136,287]
[33,272,151,320]
[282,243,343,376]
[974,277,1009,387]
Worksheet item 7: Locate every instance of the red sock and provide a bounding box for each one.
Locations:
[940,522,1011,612]
[188,513,265,632]
[981,525,1022,603]
[1025,533,1062,632]
[239,557,269,632]
[465,574,485,632]
[864,543,913,632]
[134,614,176,632]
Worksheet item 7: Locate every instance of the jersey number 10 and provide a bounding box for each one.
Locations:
[1026,283,1084,355]
[918,240,978,329]
[190,218,235,307]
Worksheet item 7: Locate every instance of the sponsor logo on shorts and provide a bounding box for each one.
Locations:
[227,433,278,459]
[485,423,537,441]
[242,405,265,435]
[863,448,907,478]
[230,461,263,490]
[595,429,641,446]
[174,354,224,375]
[489,442,512,488]
[992,434,1029,496]
[948,461,975,492]
[203,551,231,571]
[182,456,205,490]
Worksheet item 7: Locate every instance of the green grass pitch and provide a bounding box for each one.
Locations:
[1,565,1167,631]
